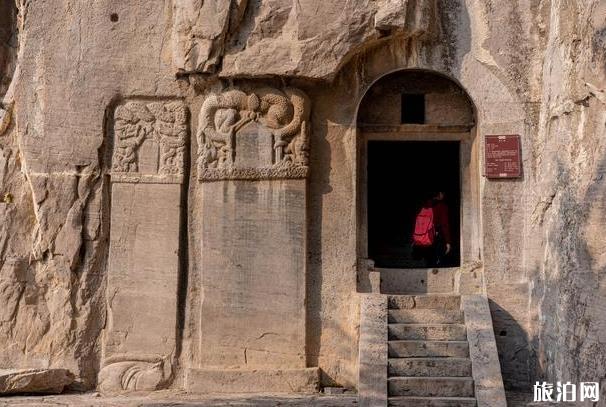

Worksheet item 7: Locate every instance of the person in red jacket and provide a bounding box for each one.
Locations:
[411,189,452,267]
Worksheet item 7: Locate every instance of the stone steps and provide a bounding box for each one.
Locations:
[389,357,472,377]
[388,294,461,310]
[389,324,467,341]
[379,268,456,294]
[388,396,477,407]
[358,291,493,406]
[388,377,474,398]
[386,293,476,405]
[389,309,464,324]
[389,340,470,358]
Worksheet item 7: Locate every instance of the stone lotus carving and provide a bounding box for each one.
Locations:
[112,101,188,181]
[196,87,310,181]
[98,355,171,392]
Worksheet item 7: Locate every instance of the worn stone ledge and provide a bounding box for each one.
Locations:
[110,173,184,184]
[358,294,388,407]
[0,391,358,406]
[185,368,320,394]
[379,267,456,294]
[198,166,308,182]
[462,294,507,407]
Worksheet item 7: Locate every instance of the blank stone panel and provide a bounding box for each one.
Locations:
[105,183,181,356]
[198,179,306,368]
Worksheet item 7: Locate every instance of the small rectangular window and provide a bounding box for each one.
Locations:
[401,93,425,124]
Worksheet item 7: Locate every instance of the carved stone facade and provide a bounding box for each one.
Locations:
[196,87,310,181]
[2,0,606,403]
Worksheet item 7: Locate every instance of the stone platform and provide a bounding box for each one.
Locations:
[0,391,357,406]
[185,368,320,394]
[0,391,541,406]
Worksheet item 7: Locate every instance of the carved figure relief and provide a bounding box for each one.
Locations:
[197,87,310,181]
[112,101,188,183]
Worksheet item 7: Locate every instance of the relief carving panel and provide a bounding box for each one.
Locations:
[196,87,310,181]
[112,101,187,184]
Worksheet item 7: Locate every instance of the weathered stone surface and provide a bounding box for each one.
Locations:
[196,86,310,181]
[172,0,248,73]
[462,295,506,407]
[388,309,464,324]
[185,368,320,394]
[388,341,469,359]
[380,268,455,294]
[388,358,472,377]
[0,392,358,406]
[188,174,309,389]
[172,0,439,79]
[388,377,474,398]
[358,294,388,407]
[99,100,188,393]
[388,295,461,310]
[0,0,604,400]
[389,324,467,341]
[388,396,477,407]
[0,369,74,395]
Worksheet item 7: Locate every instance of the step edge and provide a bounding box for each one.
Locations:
[388,396,476,401]
[389,321,465,324]
[389,323,467,327]
[388,293,462,297]
[389,340,469,343]
[388,376,474,381]
[388,357,472,362]
[388,309,464,312]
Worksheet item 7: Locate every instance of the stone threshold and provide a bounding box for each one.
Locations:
[185,367,320,394]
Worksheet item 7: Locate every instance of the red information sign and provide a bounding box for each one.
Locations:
[484,135,522,178]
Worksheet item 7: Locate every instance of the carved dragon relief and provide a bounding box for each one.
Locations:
[196,87,311,181]
[111,101,188,184]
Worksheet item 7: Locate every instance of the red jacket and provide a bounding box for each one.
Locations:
[432,201,451,244]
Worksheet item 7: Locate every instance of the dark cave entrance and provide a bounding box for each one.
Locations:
[367,140,461,269]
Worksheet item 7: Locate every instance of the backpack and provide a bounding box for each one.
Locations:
[413,207,435,247]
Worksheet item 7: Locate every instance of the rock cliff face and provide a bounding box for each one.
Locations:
[0,0,604,395]
[171,0,439,78]
[529,0,606,389]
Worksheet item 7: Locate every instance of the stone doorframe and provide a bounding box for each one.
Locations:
[356,123,481,292]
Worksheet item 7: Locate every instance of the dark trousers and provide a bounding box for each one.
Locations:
[412,234,447,267]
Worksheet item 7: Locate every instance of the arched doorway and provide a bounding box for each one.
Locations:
[356,70,479,277]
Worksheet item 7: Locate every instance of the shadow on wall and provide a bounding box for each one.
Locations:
[488,299,531,391]
[530,156,606,391]
[0,0,18,97]
[306,105,347,387]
